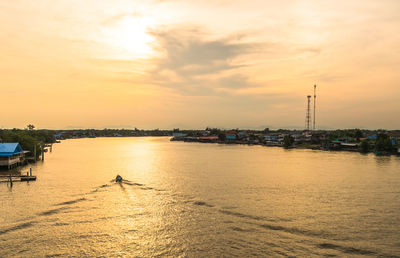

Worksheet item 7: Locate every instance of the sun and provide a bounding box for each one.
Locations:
[100,16,155,59]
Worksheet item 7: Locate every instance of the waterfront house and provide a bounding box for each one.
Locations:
[170,132,188,141]
[388,132,400,138]
[0,143,27,169]
[200,130,209,136]
[225,130,237,135]
[388,132,400,145]
[172,132,187,138]
[53,133,65,140]
[340,142,359,151]
[238,131,248,139]
[263,135,281,146]
[264,135,278,142]
[199,136,218,143]
[292,133,306,143]
[225,134,237,141]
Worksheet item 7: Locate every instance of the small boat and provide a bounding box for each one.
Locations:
[115,175,123,183]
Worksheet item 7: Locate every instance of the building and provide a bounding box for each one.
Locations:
[264,135,278,142]
[0,143,27,169]
[172,132,187,138]
[388,132,400,145]
[198,136,218,143]
[238,131,249,138]
[225,134,237,140]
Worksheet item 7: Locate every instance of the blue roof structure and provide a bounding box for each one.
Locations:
[0,143,24,157]
[226,135,236,140]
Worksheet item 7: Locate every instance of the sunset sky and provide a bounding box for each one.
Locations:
[1,0,399,129]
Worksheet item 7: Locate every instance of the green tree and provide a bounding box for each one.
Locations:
[354,129,363,141]
[360,140,370,153]
[209,128,220,135]
[375,133,393,152]
[283,135,294,148]
[27,124,35,130]
[0,130,42,159]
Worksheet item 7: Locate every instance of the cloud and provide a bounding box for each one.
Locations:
[296,47,321,56]
[101,11,142,26]
[217,74,254,89]
[148,26,263,95]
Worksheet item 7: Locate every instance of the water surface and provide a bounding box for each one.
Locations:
[1,137,400,256]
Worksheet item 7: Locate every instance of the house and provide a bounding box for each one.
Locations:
[388,132,400,145]
[238,131,248,138]
[225,134,237,140]
[264,135,278,142]
[340,142,359,151]
[172,132,187,138]
[263,135,281,146]
[0,143,27,169]
[199,136,218,143]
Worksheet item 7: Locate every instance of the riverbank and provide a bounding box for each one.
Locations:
[2,127,400,156]
[170,136,400,156]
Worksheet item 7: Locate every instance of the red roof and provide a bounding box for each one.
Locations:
[388,132,400,137]
[199,136,218,140]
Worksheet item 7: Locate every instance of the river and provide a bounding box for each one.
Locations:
[1,137,400,257]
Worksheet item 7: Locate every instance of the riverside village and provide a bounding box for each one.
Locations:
[1,126,400,172]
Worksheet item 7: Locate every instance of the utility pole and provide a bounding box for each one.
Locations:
[41,143,44,162]
[34,144,37,162]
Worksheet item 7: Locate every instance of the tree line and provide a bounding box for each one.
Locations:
[0,127,55,159]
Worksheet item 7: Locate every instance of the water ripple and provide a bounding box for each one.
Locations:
[317,243,376,255]
[54,197,87,206]
[0,221,35,235]
[219,209,291,223]
[38,207,70,217]
[193,201,214,207]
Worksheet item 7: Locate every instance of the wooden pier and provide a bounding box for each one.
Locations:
[0,168,37,183]
[0,175,37,182]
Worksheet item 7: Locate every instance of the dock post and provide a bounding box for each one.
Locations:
[34,145,37,162]
[30,168,32,176]
[9,175,13,187]
[50,144,52,153]
[41,144,44,162]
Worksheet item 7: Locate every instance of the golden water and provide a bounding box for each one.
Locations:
[1,137,400,256]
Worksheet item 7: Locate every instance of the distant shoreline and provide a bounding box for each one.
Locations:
[62,135,399,156]
[169,136,400,156]
[2,128,399,158]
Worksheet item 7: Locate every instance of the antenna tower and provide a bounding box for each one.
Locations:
[313,85,316,130]
[305,95,311,131]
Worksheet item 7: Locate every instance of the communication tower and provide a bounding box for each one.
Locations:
[305,95,311,131]
[313,85,316,130]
